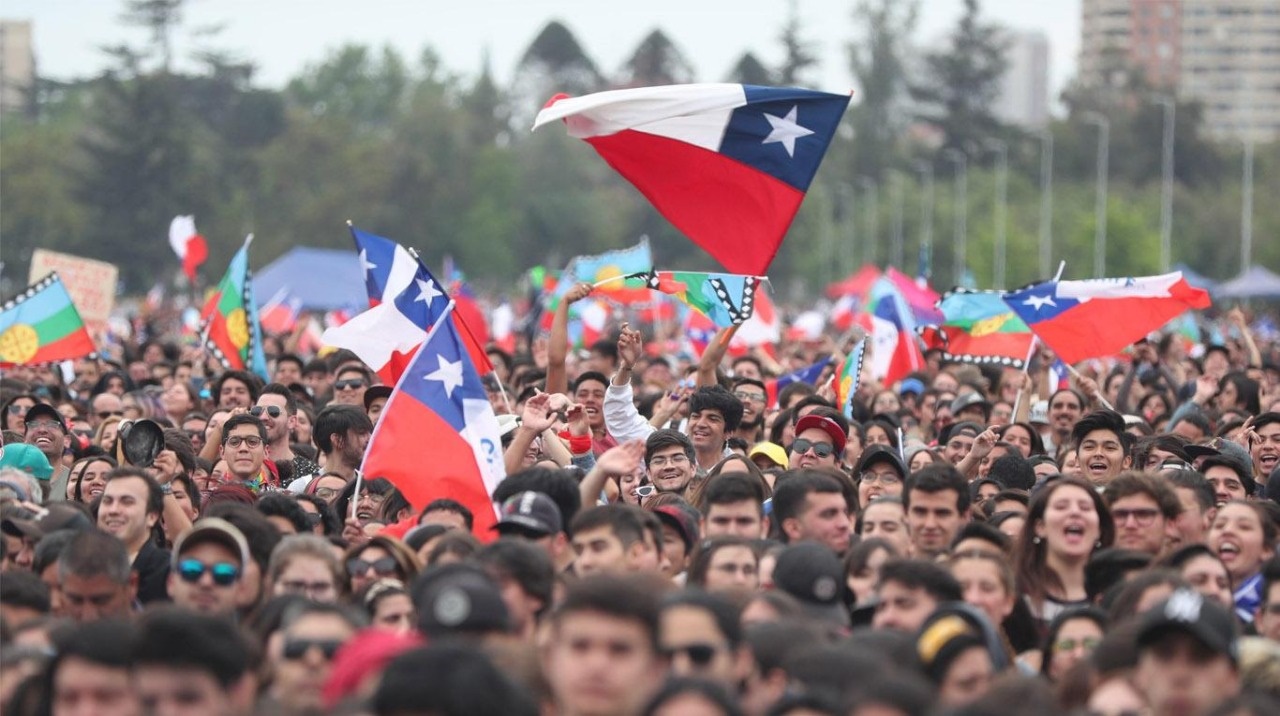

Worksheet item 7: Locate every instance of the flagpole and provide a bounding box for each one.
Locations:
[1062,361,1115,411]
[1011,337,1039,420]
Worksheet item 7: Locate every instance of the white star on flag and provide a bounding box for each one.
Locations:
[1023,294,1057,311]
[359,249,377,275]
[425,354,464,398]
[414,278,443,305]
[762,106,814,157]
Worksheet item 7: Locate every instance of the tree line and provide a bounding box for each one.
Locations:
[1,0,1276,296]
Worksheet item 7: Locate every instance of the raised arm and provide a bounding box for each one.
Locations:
[546,282,594,395]
[697,325,740,387]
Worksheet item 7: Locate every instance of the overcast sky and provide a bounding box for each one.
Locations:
[7,0,1080,108]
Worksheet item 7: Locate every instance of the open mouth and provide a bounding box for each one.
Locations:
[1062,523,1088,544]
[1087,459,1109,475]
[356,509,374,521]
[1260,453,1278,471]
[1217,540,1241,562]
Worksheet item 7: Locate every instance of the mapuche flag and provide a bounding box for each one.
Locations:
[201,236,268,379]
[0,273,96,366]
[919,289,1036,368]
[625,269,762,327]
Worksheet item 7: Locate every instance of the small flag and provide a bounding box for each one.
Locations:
[860,277,924,385]
[201,237,268,379]
[1004,272,1212,365]
[557,239,654,305]
[533,83,850,274]
[765,357,832,408]
[361,305,505,534]
[835,339,867,419]
[625,269,761,327]
[0,273,96,366]
[169,215,209,282]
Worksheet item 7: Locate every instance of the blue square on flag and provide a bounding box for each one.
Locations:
[718,86,849,191]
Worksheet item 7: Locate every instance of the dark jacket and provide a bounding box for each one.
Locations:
[133,540,171,604]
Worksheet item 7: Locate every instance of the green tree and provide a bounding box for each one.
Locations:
[909,0,1009,156]
[726,52,774,85]
[848,0,918,181]
[617,29,695,87]
[777,0,818,86]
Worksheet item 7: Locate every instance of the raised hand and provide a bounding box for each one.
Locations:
[617,323,645,369]
[521,392,557,434]
[595,440,645,476]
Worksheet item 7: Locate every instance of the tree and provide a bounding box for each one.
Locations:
[462,50,510,147]
[909,0,1009,156]
[848,0,918,181]
[119,0,184,73]
[726,52,774,85]
[511,21,603,128]
[777,0,818,86]
[617,29,695,87]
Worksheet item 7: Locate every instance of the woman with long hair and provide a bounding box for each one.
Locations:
[160,381,200,425]
[1015,477,1115,626]
[70,455,118,504]
[1209,500,1277,624]
[686,536,759,592]
[344,534,422,597]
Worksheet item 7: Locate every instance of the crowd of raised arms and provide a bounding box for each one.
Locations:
[1,285,1279,716]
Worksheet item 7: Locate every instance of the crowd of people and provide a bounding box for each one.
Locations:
[1,284,1279,716]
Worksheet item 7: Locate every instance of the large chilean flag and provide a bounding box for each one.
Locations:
[361,305,506,537]
[1003,272,1212,365]
[533,84,851,275]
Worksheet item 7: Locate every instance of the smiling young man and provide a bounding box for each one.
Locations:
[1045,388,1086,454]
[685,386,745,472]
[255,383,318,486]
[788,410,848,471]
[1072,409,1132,487]
[731,377,768,443]
[217,414,275,493]
[1248,412,1280,480]
[644,429,696,497]
[98,467,170,604]
[568,504,663,577]
[573,371,618,457]
[23,403,70,501]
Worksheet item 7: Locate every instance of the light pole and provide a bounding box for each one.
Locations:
[1155,96,1175,272]
[914,160,934,279]
[1038,128,1054,278]
[890,171,905,270]
[839,183,857,276]
[858,177,879,267]
[1243,139,1254,272]
[1084,111,1110,277]
[942,149,967,286]
[989,139,1008,288]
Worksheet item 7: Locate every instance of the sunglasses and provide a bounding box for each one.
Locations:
[176,559,240,586]
[250,405,283,418]
[791,438,835,459]
[96,410,124,419]
[7,405,30,415]
[335,379,366,391]
[282,638,343,661]
[663,643,721,666]
[635,485,657,498]
[347,556,398,576]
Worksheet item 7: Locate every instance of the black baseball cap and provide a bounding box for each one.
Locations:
[493,491,563,537]
[771,542,849,626]
[1137,588,1238,664]
[412,563,511,639]
[22,404,67,432]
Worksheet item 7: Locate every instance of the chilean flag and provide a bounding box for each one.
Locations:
[533,84,851,275]
[861,277,924,386]
[765,357,832,408]
[323,227,491,382]
[361,308,505,536]
[1004,272,1212,365]
[168,215,208,281]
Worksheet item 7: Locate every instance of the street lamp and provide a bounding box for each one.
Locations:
[1154,96,1175,272]
[914,160,935,279]
[942,148,967,286]
[1243,139,1254,272]
[890,171,905,270]
[858,177,879,268]
[1084,111,1110,277]
[1038,128,1054,278]
[988,139,1008,288]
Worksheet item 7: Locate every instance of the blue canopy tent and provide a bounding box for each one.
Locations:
[1213,265,1280,300]
[252,247,368,312]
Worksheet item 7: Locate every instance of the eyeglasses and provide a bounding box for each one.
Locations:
[1111,508,1160,527]
[24,419,63,432]
[314,486,340,500]
[357,491,387,505]
[859,471,901,485]
[250,405,283,418]
[649,454,690,468]
[186,429,204,441]
[1053,636,1101,652]
[278,580,335,598]
[733,391,766,403]
[96,410,124,419]
[225,435,264,449]
[791,439,835,459]
[335,379,366,391]
[662,643,722,666]
[282,638,343,661]
[176,559,240,586]
[347,556,398,576]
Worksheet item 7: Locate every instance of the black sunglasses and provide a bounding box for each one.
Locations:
[96,410,124,419]
[791,438,835,459]
[347,556,398,576]
[250,405,283,418]
[334,379,366,391]
[663,643,720,666]
[282,638,343,661]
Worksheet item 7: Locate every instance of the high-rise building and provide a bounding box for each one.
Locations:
[0,20,34,115]
[1079,0,1280,142]
[994,30,1051,129]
